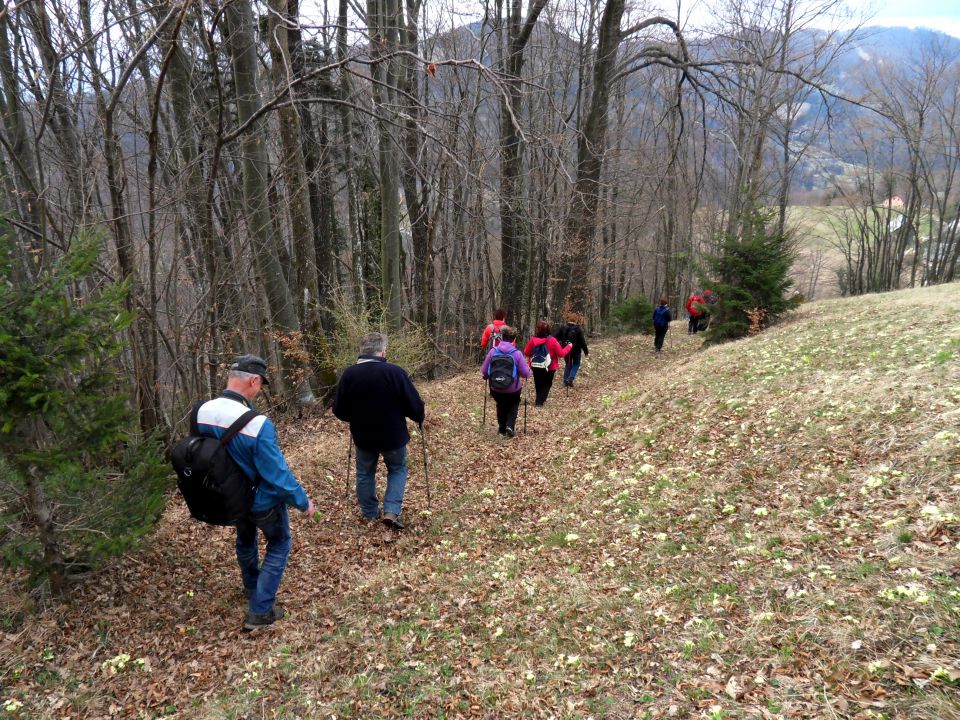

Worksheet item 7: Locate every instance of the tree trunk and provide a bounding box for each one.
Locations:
[397,0,433,331]
[496,0,548,331]
[266,0,323,338]
[0,15,46,277]
[552,0,625,313]
[25,463,66,595]
[78,0,163,432]
[154,2,233,398]
[367,0,402,330]
[223,0,314,402]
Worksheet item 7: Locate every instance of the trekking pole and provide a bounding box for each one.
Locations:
[523,380,529,434]
[482,381,487,427]
[345,436,353,499]
[418,422,431,509]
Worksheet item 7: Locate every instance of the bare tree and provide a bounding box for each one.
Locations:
[552,3,691,315]
[223,0,314,402]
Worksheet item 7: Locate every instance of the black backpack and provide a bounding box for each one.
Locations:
[488,348,517,391]
[557,324,579,348]
[171,402,261,526]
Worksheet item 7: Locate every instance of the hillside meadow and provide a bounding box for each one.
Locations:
[1,283,959,719]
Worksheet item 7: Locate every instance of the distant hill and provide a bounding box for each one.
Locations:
[782,27,960,192]
[431,22,958,195]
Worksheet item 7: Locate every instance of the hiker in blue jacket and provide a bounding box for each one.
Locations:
[196,354,316,631]
[333,332,425,530]
[652,296,672,353]
[480,326,531,437]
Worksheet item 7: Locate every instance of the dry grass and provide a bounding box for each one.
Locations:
[1,283,958,719]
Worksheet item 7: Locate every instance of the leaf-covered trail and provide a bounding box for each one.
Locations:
[4,286,960,720]
[0,325,683,719]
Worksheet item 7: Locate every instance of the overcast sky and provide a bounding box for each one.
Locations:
[860,0,960,38]
[315,0,960,40]
[651,0,960,38]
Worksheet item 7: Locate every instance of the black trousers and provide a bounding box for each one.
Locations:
[532,368,556,406]
[654,325,668,351]
[492,390,521,433]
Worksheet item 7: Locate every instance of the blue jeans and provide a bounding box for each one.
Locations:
[355,445,408,518]
[236,504,291,615]
[563,358,581,384]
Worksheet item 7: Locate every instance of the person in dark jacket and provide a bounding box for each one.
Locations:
[554,313,589,388]
[652,296,672,353]
[333,332,425,530]
[197,354,317,631]
[480,325,531,437]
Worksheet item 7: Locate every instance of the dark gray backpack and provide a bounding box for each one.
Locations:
[171,403,260,526]
[488,348,517,391]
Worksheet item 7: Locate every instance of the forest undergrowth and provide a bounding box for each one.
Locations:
[2,284,959,719]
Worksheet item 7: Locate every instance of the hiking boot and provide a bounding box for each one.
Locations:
[243,604,284,631]
[505,427,515,438]
[382,512,405,530]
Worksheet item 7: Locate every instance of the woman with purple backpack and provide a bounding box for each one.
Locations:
[481,326,531,437]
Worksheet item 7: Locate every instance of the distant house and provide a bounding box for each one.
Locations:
[882,195,905,209]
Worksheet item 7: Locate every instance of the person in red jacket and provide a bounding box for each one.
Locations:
[685,291,704,334]
[480,308,508,352]
[523,320,572,407]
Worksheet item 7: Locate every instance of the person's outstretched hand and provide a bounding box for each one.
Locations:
[305,499,317,519]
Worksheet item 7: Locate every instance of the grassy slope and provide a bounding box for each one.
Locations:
[787,206,848,250]
[2,284,959,719]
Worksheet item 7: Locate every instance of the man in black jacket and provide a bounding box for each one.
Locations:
[333,332,425,529]
[555,314,589,388]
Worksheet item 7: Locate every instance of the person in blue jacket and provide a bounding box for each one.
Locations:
[333,332,426,530]
[196,354,316,631]
[652,296,672,353]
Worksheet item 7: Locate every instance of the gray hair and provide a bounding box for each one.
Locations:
[229,370,258,383]
[359,331,388,356]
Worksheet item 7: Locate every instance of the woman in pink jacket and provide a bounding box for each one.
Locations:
[523,320,573,407]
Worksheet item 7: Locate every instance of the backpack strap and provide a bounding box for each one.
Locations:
[220,409,260,448]
[218,407,262,488]
[192,398,260,446]
[189,400,204,436]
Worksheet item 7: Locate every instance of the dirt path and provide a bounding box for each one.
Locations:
[1,326,697,719]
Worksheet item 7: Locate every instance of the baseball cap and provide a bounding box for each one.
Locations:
[230,354,271,385]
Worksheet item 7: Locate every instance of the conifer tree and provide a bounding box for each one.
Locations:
[705,211,795,342]
[0,227,168,594]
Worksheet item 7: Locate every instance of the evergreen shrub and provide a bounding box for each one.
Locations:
[609,295,655,334]
[704,212,795,343]
[0,229,169,594]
